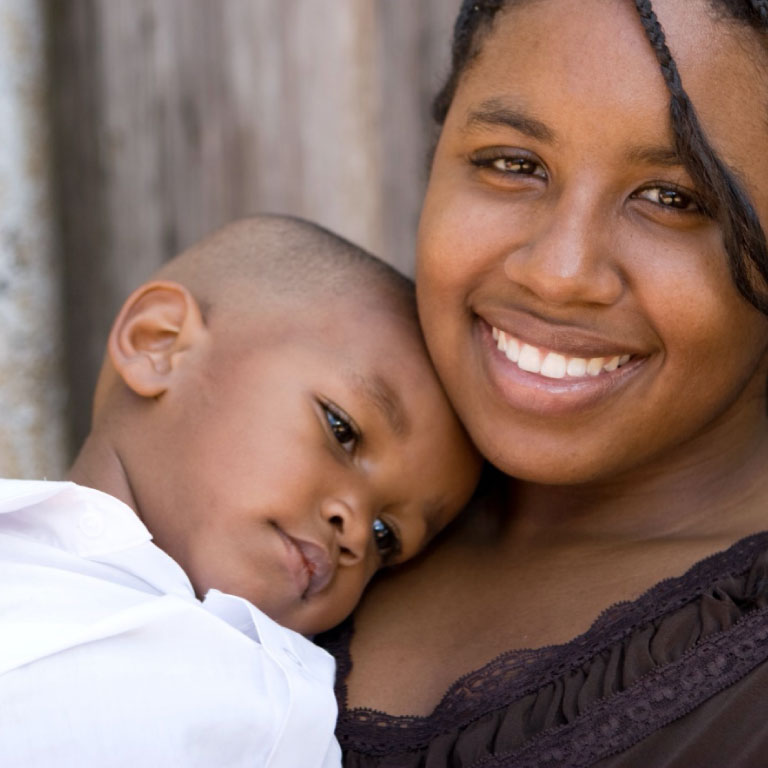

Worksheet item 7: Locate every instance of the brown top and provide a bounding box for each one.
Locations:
[318,532,768,768]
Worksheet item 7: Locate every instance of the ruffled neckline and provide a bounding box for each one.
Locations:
[320,530,768,756]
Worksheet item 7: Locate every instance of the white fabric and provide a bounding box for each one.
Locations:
[0,479,341,768]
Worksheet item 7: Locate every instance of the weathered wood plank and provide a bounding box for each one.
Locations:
[0,0,67,477]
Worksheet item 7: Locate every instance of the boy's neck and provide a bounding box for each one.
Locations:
[68,433,137,514]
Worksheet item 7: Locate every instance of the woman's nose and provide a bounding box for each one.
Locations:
[503,196,624,307]
[319,495,371,566]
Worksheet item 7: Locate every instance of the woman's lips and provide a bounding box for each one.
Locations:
[477,318,646,415]
[492,326,633,379]
[275,526,334,598]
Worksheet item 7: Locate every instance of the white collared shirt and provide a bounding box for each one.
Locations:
[0,479,341,767]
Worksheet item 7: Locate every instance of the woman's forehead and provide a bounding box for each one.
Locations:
[450,0,768,176]
[464,0,761,93]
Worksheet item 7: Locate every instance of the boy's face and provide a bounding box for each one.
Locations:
[138,294,480,634]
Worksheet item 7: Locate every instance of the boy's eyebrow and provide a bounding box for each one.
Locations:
[463,98,556,143]
[422,499,446,542]
[349,371,410,437]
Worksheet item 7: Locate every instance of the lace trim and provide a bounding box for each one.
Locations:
[323,531,768,755]
[469,605,768,768]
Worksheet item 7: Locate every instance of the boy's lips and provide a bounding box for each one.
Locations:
[275,526,334,598]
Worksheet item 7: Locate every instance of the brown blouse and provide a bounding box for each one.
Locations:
[318,533,768,767]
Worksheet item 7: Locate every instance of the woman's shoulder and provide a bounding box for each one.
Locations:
[318,531,768,767]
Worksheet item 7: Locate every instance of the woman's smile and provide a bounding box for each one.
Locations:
[491,326,633,378]
[478,316,647,417]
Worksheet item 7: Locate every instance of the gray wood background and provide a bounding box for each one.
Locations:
[44,0,460,454]
[0,0,67,477]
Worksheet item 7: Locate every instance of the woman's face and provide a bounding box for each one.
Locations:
[417,0,768,484]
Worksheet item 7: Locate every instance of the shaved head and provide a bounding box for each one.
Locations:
[154,215,416,324]
[91,215,420,419]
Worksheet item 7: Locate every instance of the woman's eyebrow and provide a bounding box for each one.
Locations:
[624,145,683,167]
[462,98,555,142]
[463,101,688,171]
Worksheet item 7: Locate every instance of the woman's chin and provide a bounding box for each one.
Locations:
[468,427,636,487]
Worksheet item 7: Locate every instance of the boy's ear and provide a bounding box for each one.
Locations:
[108,281,206,398]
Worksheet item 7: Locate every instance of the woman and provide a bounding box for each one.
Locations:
[319,1,768,766]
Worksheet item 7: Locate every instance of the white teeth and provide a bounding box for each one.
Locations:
[496,330,520,362]
[505,336,520,363]
[586,357,604,376]
[566,357,587,377]
[518,344,542,373]
[491,326,633,380]
[540,352,567,379]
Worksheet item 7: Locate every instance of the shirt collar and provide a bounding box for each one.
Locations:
[0,479,152,556]
[0,478,195,599]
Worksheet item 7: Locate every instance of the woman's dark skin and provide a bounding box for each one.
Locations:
[342,0,768,718]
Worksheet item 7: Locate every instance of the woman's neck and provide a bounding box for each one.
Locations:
[500,409,768,551]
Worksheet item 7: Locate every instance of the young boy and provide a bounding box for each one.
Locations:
[0,216,480,768]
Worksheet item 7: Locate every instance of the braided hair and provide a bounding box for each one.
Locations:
[433,0,768,314]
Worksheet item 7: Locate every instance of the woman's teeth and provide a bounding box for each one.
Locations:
[492,327,631,380]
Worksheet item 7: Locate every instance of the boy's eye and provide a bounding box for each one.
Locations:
[322,402,359,453]
[372,517,401,564]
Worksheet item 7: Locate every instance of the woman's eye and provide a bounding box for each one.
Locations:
[471,150,547,180]
[372,517,401,564]
[322,403,359,453]
[634,185,701,212]
[490,157,544,176]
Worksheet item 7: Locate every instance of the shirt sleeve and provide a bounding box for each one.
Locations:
[0,592,339,768]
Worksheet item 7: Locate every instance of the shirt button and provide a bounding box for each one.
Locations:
[79,510,104,538]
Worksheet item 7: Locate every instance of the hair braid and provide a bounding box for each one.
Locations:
[749,0,768,25]
[632,0,682,91]
[432,0,506,123]
[633,0,768,312]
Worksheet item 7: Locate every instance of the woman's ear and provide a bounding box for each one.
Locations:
[108,281,206,398]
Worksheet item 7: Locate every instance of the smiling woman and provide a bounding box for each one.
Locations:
[318,1,768,766]
[418,0,768,486]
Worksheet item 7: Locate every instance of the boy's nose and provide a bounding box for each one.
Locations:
[319,495,371,566]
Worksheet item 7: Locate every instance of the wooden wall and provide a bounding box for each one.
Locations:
[47,0,461,450]
[0,0,67,478]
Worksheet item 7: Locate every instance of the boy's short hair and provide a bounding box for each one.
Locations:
[155,214,416,323]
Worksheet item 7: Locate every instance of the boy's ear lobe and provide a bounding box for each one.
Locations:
[108,281,206,398]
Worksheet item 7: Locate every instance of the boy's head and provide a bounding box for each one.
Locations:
[76,216,481,634]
